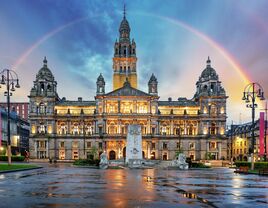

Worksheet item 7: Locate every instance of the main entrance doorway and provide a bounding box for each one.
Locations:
[109,150,116,160]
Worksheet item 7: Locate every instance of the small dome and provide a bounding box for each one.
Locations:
[36,57,54,81]
[200,57,218,81]
[119,18,130,33]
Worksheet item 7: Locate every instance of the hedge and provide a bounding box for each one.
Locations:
[191,162,211,168]
[234,161,268,169]
[0,155,25,161]
[73,159,100,166]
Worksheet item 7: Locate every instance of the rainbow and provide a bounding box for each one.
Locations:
[12,16,89,70]
[135,12,252,85]
[13,11,251,86]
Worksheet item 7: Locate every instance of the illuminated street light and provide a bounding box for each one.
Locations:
[0,69,20,165]
[242,82,265,170]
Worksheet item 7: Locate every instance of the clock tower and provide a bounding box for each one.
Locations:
[113,6,137,90]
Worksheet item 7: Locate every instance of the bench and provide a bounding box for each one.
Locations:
[234,166,249,174]
[259,168,268,175]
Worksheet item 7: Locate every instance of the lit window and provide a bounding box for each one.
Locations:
[59,142,64,148]
[189,142,195,150]
[72,141,78,148]
[39,103,45,114]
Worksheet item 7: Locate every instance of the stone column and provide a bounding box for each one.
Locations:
[184,120,187,135]
[67,120,71,134]
[157,120,160,134]
[170,119,174,135]
[218,142,222,160]
[147,141,151,159]
[118,100,121,113]
[134,100,137,113]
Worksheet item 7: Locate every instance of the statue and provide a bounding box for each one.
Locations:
[99,152,109,169]
[170,153,189,169]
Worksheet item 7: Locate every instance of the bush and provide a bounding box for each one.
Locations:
[191,162,210,168]
[0,155,25,161]
[73,159,100,166]
[234,161,268,169]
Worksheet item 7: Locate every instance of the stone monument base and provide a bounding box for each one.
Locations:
[128,159,143,168]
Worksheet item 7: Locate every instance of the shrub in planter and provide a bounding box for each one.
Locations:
[73,159,100,166]
[0,155,25,161]
[234,161,268,169]
[191,162,210,168]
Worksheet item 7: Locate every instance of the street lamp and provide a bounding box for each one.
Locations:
[242,82,265,170]
[0,69,20,165]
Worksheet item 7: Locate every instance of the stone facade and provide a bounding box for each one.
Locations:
[28,12,228,161]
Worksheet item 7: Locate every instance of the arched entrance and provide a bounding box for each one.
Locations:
[142,151,145,159]
[243,156,248,161]
[151,152,155,160]
[109,150,116,160]
[163,152,167,160]
[123,147,126,158]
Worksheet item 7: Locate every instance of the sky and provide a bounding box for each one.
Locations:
[0,0,267,125]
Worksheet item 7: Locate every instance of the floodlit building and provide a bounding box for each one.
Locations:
[0,108,30,155]
[28,12,228,161]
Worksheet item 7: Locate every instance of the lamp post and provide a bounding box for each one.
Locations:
[242,82,265,170]
[0,69,20,165]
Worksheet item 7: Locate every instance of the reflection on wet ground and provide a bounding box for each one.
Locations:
[0,165,267,207]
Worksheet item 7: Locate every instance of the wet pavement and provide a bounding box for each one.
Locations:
[0,164,267,208]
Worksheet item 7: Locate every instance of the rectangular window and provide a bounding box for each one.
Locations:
[99,142,103,149]
[87,142,92,148]
[59,141,64,148]
[189,142,195,150]
[72,141,78,148]
[163,142,168,150]
[177,142,181,149]
[152,142,156,150]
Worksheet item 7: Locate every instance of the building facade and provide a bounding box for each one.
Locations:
[0,108,30,155]
[227,119,268,161]
[29,13,228,161]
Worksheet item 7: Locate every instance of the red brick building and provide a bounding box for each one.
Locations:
[0,102,29,120]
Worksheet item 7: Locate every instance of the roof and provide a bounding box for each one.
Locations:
[105,80,150,97]
[158,99,198,107]
[56,100,96,107]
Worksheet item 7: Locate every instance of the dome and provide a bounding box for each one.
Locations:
[200,57,218,81]
[36,57,54,81]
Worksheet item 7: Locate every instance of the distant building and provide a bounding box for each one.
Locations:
[28,11,228,161]
[227,119,268,161]
[0,108,30,155]
[0,102,29,120]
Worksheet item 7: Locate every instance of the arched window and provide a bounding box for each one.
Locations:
[210,104,217,115]
[39,103,46,114]
[39,123,46,134]
[210,123,216,135]
[40,83,45,94]
[189,124,194,135]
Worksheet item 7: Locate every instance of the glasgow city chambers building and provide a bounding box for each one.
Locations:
[29,12,228,161]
